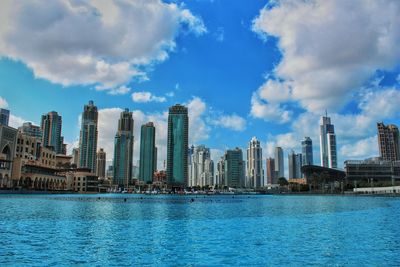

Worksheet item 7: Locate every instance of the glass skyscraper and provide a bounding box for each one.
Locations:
[167,104,188,188]
[0,108,10,126]
[274,147,284,178]
[41,111,64,154]
[113,109,134,188]
[301,137,313,166]
[224,148,245,188]
[320,114,337,168]
[79,100,98,173]
[139,122,157,184]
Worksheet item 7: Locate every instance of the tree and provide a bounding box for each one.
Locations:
[277,177,288,186]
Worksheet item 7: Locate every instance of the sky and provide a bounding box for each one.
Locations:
[0,0,399,174]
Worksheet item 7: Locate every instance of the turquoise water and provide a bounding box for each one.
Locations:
[0,194,400,266]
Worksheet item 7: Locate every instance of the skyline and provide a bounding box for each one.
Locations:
[1,0,400,172]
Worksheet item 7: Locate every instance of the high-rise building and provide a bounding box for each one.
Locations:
[113,109,134,188]
[224,148,245,188]
[41,111,64,154]
[274,147,284,178]
[288,150,303,179]
[266,157,275,184]
[72,148,79,167]
[189,145,214,187]
[96,148,106,179]
[78,101,98,172]
[216,157,225,186]
[320,114,337,168]
[301,137,313,166]
[167,104,188,188]
[247,137,264,188]
[377,122,400,161]
[18,122,42,138]
[0,109,10,126]
[139,122,157,184]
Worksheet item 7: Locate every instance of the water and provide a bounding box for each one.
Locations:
[0,194,399,266]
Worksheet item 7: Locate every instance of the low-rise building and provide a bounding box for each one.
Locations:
[66,168,98,193]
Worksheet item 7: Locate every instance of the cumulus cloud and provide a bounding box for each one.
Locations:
[209,114,246,131]
[0,0,206,92]
[250,92,291,123]
[340,135,379,159]
[131,91,167,103]
[252,0,400,113]
[186,97,210,143]
[105,86,131,96]
[9,115,26,129]
[0,96,8,108]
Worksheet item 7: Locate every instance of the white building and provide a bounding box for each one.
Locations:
[188,145,214,187]
[320,114,337,168]
[247,137,264,188]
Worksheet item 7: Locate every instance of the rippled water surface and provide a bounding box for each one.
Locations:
[1,194,400,266]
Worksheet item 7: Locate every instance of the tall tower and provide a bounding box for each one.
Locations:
[0,109,10,126]
[247,137,264,188]
[189,145,213,187]
[167,104,189,188]
[266,157,275,184]
[301,137,313,166]
[288,150,303,179]
[274,147,284,178]
[96,148,106,179]
[113,108,134,188]
[139,122,157,184]
[41,111,64,154]
[79,100,98,172]
[377,122,400,161]
[320,113,337,168]
[224,148,245,188]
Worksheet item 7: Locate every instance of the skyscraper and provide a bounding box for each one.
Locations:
[320,114,337,168]
[274,147,284,178]
[288,150,303,179]
[301,137,313,166]
[189,145,214,187]
[224,148,245,188]
[41,111,64,154]
[167,104,188,188]
[19,122,42,138]
[113,109,134,188]
[377,122,400,161]
[79,100,98,172]
[266,157,275,184]
[216,157,225,186]
[96,148,106,179]
[139,122,157,184]
[247,137,264,188]
[0,108,10,126]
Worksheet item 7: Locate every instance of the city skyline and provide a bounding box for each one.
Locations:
[0,0,400,172]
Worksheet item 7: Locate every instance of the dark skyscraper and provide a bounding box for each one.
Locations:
[79,100,98,172]
[41,111,64,154]
[113,109,134,188]
[167,104,188,188]
[377,122,400,161]
[139,122,157,184]
[301,137,313,166]
[0,108,10,126]
[266,157,275,184]
[96,148,106,179]
[224,148,245,188]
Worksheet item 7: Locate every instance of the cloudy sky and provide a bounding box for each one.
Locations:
[0,0,399,173]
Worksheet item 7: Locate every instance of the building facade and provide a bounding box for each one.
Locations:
[18,122,42,138]
[274,147,284,178]
[167,104,189,188]
[320,115,337,168]
[216,157,225,187]
[345,158,400,184]
[79,101,98,172]
[113,109,134,188]
[224,148,245,188]
[41,111,64,154]
[189,145,214,187]
[301,137,313,166]
[139,122,157,184]
[0,124,17,188]
[96,148,106,180]
[288,150,303,179]
[0,108,10,126]
[266,157,276,184]
[377,122,400,161]
[247,137,264,188]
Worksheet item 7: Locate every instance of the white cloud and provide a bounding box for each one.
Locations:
[340,136,379,159]
[0,0,206,93]
[131,91,167,103]
[250,92,291,123]
[9,115,25,129]
[252,0,400,113]
[105,86,131,95]
[0,96,8,108]
[186,97,210,143]
[210,114,246,131]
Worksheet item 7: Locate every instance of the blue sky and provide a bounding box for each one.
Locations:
[0,0,399,172]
